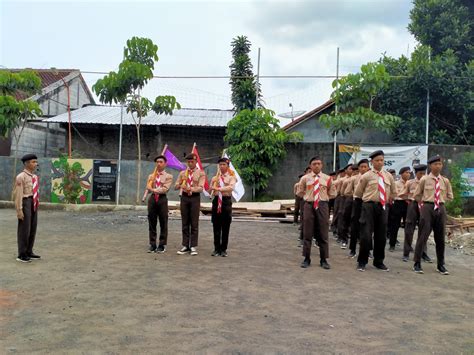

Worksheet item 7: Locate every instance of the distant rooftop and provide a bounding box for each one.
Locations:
[43,105,235,127]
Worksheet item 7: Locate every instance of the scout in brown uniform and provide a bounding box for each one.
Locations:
[354,150,396,272]
[339,164,358,249]
[331,168,346,238]
[14,154,40,262]
[413,155,453,275]
[174,153,207,255]
[293,175,303,225]
[298,156,336,269]
[348,159,370,258]
[209,157,237,257]
[146,155,173,253]
[387,166,411,251]
[402,164,431,262]
[385,168,397,241]
[336,164,353,243]
[298,167,312,246]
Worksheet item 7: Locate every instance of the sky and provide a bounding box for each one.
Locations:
[1,0,418,120]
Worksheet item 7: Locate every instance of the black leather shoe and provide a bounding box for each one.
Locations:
[374,263,390,271]
[422,253,433,263]
[300,258,311,268]
[29,253,41,259]
[147,245,157,253]
[320,260,331,270]
[437,264,449,275]
[413,262,424,274]
[357,263,366,272]
[211,250,220,257]
[221,251,228,257]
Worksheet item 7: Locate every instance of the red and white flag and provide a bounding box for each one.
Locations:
[192,145,210,197]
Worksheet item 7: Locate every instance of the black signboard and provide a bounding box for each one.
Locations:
[92,160,117,202]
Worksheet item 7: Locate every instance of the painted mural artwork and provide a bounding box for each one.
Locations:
[51,156,92,204]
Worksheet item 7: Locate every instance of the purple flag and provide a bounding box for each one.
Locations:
[163,147,186,171]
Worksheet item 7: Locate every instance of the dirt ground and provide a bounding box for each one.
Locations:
[1,209,473,354]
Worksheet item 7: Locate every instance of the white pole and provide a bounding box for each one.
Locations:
[116,103,124,205]
[333,47,340,171]
[255,47,261,110]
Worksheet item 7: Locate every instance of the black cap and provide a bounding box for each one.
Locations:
[428,155,442,165]
[388,169,396,174]
[185,153,197,160]
[329,171,337,176]
[21,154,37,163]
[369,150,384,159]
[309,156,322,164]
[217,157,230,164]
[351,164,359,170]
[358,158,369,166]
[154,155,167,162]
[414,164,427,172]
[399,166,410,175]
[344,163,352,170]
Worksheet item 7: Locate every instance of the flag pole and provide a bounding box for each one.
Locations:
[161,143,168,156]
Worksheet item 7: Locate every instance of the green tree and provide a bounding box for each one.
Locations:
[319,62,401,138]
[225,109,301,199]
[376,45,473,144]
[445,152,474,216]
[229,36,262,112]
[0,70,43,199]
[409,0,473,65]
[93,37,181,204]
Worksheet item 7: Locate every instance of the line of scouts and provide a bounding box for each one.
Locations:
[146,153,236,257]
[15,150,454,276]
[294,150,453,274]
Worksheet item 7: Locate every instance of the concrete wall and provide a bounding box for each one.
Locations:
[67,124,227,162]
[287,117,394,144]
[10,122,66,158]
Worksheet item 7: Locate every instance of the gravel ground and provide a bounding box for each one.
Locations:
[1,209,473,354]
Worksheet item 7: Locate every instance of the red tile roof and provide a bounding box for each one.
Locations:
[283,99,334,131]
[4,69,84,100]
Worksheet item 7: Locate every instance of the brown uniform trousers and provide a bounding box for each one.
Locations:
[331,195,344,234]
[294,195,302,224]
[211,196,232,253]
[147,194,169,247]
[338,196,353,243]
[358,202,388,266]
[303,201,329,260]
[414,203,446,265]
[17,197,38,258]
[180,193,201,247]
[403,201,427,258]
[388,200,408,247]
[349,198,363,254]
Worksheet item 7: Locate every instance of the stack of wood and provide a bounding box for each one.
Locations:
[447,216,474,236]
[168,199,297,220]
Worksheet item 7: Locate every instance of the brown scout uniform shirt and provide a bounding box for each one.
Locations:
[413,173,453,203]
[354,169,397,203]
[146,170,173,194]
[298,172,336,202]
[402,178,420,201]
[210,172,237,197]
[394,179,409,200]
[175,168,206,196]
[14,170,36,214]
[343,173,359,197]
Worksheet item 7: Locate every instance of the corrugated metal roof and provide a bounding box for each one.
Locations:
[43,105,235,127]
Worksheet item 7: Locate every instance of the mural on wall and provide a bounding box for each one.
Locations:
[51,156,92,204]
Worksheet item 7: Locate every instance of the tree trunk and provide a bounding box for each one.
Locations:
[11,119,28,200]
[136,123,141,205]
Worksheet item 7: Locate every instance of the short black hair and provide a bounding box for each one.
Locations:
[358,158,369,166]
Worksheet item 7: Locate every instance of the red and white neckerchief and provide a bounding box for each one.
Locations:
[154,173,161,202]
[186,169,194,190]
[32,175,39,212]
[377,171,386,209]
[434,176,441,210]
[312,174,320,209]
[217,174,225,213]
